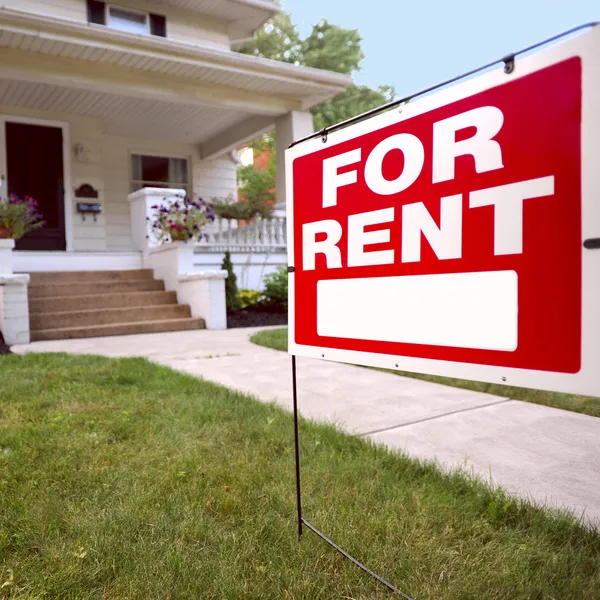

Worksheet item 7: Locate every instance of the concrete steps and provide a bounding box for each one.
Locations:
[31,318,205,342]
[29,279,165,298]
[28,269,154,285]
[27,269,205,341]
[29,290,178,313]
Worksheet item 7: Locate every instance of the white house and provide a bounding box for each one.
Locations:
[0,0,352,344]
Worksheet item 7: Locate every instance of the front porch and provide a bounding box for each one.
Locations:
[1,185,290,344]
[0,6,350,343]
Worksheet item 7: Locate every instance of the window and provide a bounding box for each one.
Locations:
[108,7,148,35]
[131,154,190,194]
[86,2,167,37]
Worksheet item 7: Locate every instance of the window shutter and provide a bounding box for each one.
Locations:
[150,13,167,37]
[87,0,106,25]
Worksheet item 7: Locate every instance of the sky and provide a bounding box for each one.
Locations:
[284,0,598,97]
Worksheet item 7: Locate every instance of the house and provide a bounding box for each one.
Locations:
[0,0,352,344]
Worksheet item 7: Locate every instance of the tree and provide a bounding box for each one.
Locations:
[238,16,394,128]
[299,19,363,75]
[235,12,394,207]
[312,84,395,131]
[235,12,301,64]
[236,147,276,216]
[221,251,241,312]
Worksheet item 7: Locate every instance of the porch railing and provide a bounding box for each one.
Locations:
[196,216,287,253]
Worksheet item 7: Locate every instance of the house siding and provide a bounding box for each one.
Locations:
[3,0,86,22]
[2,0,231,49]
[0,103,238,252]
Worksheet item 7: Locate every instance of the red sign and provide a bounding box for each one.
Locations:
[290,57,582,374]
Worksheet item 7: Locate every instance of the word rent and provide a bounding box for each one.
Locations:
[302,106,555,270]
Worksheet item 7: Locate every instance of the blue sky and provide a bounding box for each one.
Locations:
[284,0,598,97]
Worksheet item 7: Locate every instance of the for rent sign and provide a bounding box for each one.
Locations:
[286,27,600,396]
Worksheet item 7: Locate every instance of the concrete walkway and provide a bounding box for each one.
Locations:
[14,327,600,525]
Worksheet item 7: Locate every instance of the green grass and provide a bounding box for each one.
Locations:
[1,353,599,599]
[250,328,600,418]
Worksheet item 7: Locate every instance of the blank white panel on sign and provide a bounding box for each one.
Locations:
[317,271,518,351]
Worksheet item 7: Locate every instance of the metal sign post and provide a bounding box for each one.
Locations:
[291,355,413,597]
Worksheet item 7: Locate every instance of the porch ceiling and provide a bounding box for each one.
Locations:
[0,78,256,144]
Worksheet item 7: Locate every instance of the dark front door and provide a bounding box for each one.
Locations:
[6,122,66,251]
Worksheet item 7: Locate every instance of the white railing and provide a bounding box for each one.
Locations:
[196,216,287,253]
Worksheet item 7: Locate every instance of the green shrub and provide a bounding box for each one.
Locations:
[239,289,264,309]
[211,195,273,221]
[221,251,241,312]
[262,266,288,311]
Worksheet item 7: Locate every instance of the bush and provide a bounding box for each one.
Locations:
[239,289,264,309]
[211,195,273,221]
[262,266,288,311]
[221,251,241,312]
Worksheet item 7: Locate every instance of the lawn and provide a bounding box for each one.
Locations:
[250,328,600,418]
[1,353,599,599]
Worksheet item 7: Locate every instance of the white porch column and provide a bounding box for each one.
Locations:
[0,239,15,275]
[0,240,30,345]
[275,111,314,209]
[127,187,186,255]
[0,274,30,345]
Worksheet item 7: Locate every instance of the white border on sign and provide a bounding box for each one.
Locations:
[286,26,600,398]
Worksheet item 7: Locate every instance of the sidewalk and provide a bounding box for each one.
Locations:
[14,327,600,525]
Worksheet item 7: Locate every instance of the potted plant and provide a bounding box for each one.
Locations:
[0,194,44,239]
[148,195,216,244]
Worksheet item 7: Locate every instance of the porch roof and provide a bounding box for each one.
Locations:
[0,7,352,156]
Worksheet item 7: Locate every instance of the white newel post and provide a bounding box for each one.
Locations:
[130,189,228,330]
[0,239,15,275]
[177,271,227,330]
[0,239,30,344]
[128,187,186,255]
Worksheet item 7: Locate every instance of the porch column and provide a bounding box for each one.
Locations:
[275,111,314,210]
[0,275,30,345]
[0,240,30,345]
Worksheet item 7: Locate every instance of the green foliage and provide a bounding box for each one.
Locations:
[238,289,264,310]
[0,194,44,240]
[211,140,275,221]
[1,352,599,598]
[235,12,301,64]
[221,251,241,312]
[211,196,273,221]
[236,12,396,194]
[262,266,288,310]
[312,84,396,131]
[299,19,364,75]
[236,154,275,214]
[237,14,395,131]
